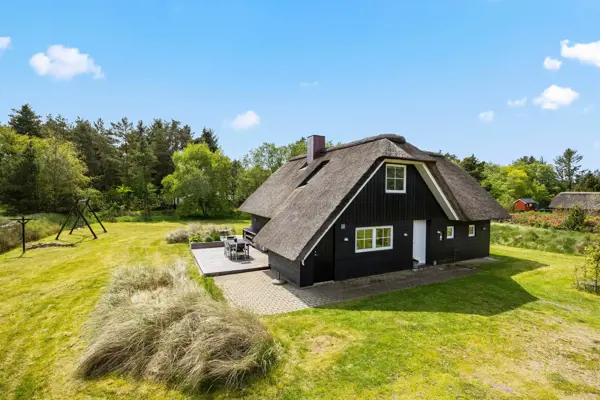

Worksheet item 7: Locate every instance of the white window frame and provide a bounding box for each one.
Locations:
[446,226,454,239]
[385,164,407,193]
[468,224,476,237]
[355,226,394,253]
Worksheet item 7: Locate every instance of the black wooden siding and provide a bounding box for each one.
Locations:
[427,220,490,264]
[269,252,311,287]
[331,164,446,280]
[251,215,270,233]
[341,164,446,224]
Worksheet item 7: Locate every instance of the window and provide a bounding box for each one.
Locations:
[355,226,393,253]
[386,164,406,193]
[468,224,476,237]
[446,226,454,239]
[298,160,330,188]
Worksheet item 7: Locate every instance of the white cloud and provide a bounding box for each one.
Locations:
[478,111,494,122]
[561,39,600,68]
[230,110,260,130]
[533,85,579,110]
[300,81,319,88]
[543,56,562,70]
[0,36,11,50]
[508,97,527,107]
[29,45,104,80]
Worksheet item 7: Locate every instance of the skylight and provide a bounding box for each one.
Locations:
[297,161,330,188]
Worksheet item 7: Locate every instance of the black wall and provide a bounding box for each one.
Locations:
[341,164,446,224]
[331,164,446,280]
[427,219,490,264]
[269,252,312,287]
[251,215,270,233]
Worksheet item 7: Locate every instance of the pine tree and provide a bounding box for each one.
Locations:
[149,119,174,187]
[197,127,219,152]
[554,148,583,190]
[8,140,39,213]
[9,104,43,138]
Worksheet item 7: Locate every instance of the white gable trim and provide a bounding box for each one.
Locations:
[301,159,459,263]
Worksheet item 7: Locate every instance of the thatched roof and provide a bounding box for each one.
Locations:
[240,134,509,262]
[549,192,600,210]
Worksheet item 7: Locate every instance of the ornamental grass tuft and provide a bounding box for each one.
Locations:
[77,262,277,392]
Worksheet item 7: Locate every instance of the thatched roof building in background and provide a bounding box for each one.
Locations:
[549,192,600,212]
[240,134,510,263]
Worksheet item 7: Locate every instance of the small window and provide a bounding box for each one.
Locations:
[298,160,330,188]
[355,226,393,253]
[446,226,454,239]
[386,165,406,193]
[468,224,476,237]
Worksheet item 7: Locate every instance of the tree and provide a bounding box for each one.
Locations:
[162,143,231,217]
[460,154,486,183]
[149,119,174,187]
[196,127,219,152]
[554,148,583,190]
[575,170,600,192]
[9,104,43,138]
[129,121,157,215]
[36,138,89,211]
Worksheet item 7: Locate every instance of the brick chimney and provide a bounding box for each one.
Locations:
[307,135,326,164]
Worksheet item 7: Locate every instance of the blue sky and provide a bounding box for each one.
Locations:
[1,0,600,169]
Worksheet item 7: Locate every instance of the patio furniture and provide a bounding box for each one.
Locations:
[219,229,229,241]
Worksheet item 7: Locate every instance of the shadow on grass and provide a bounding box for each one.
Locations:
[317,255,545,316]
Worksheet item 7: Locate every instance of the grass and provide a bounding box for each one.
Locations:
[0,221,599,399]
[491,222,598,255]
[78,264,276,392]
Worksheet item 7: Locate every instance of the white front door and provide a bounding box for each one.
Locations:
[413,220,427,265]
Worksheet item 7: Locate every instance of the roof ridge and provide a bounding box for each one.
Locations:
[288,134,406,161]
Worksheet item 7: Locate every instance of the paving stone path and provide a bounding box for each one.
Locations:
[214,261,493,315]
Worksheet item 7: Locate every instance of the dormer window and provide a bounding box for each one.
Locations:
[385,164,406,193]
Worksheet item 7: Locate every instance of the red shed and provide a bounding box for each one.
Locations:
[513,198,538,212]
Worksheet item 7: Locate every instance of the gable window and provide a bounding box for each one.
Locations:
[386,164,406,193]
[446,226,454,239]
[356,226,393,253]
[468,224,476,237]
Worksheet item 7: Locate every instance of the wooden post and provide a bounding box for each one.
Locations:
[10,216,33,254]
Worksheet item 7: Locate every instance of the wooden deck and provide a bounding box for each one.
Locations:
[191,246,269,277]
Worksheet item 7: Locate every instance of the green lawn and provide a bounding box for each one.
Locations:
[1,222,599,399]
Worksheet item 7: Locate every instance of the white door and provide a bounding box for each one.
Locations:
[413,220,427,265]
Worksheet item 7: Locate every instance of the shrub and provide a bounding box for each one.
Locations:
[562,204,586,231]
[165,228,190,244]
[166,223,233,244]
[189,233,204,243]
[77,263,276,391]
[204,237,213,243]
[574,239,600,294]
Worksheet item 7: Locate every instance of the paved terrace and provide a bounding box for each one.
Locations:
[214,258,496,315]
[192,246,269,277]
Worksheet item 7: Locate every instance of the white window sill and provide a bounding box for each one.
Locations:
[385,190,406,194]
[355,246,393,253]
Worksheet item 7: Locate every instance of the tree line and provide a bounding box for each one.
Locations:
[446,148,599,209]
[1,103,598,217]
[0,104,325,217]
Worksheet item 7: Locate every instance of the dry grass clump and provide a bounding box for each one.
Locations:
[165,223,235,244]
[77,263,277,392]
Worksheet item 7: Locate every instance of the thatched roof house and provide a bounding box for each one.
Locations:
[549,192,600,214]
[240,134,509,287]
